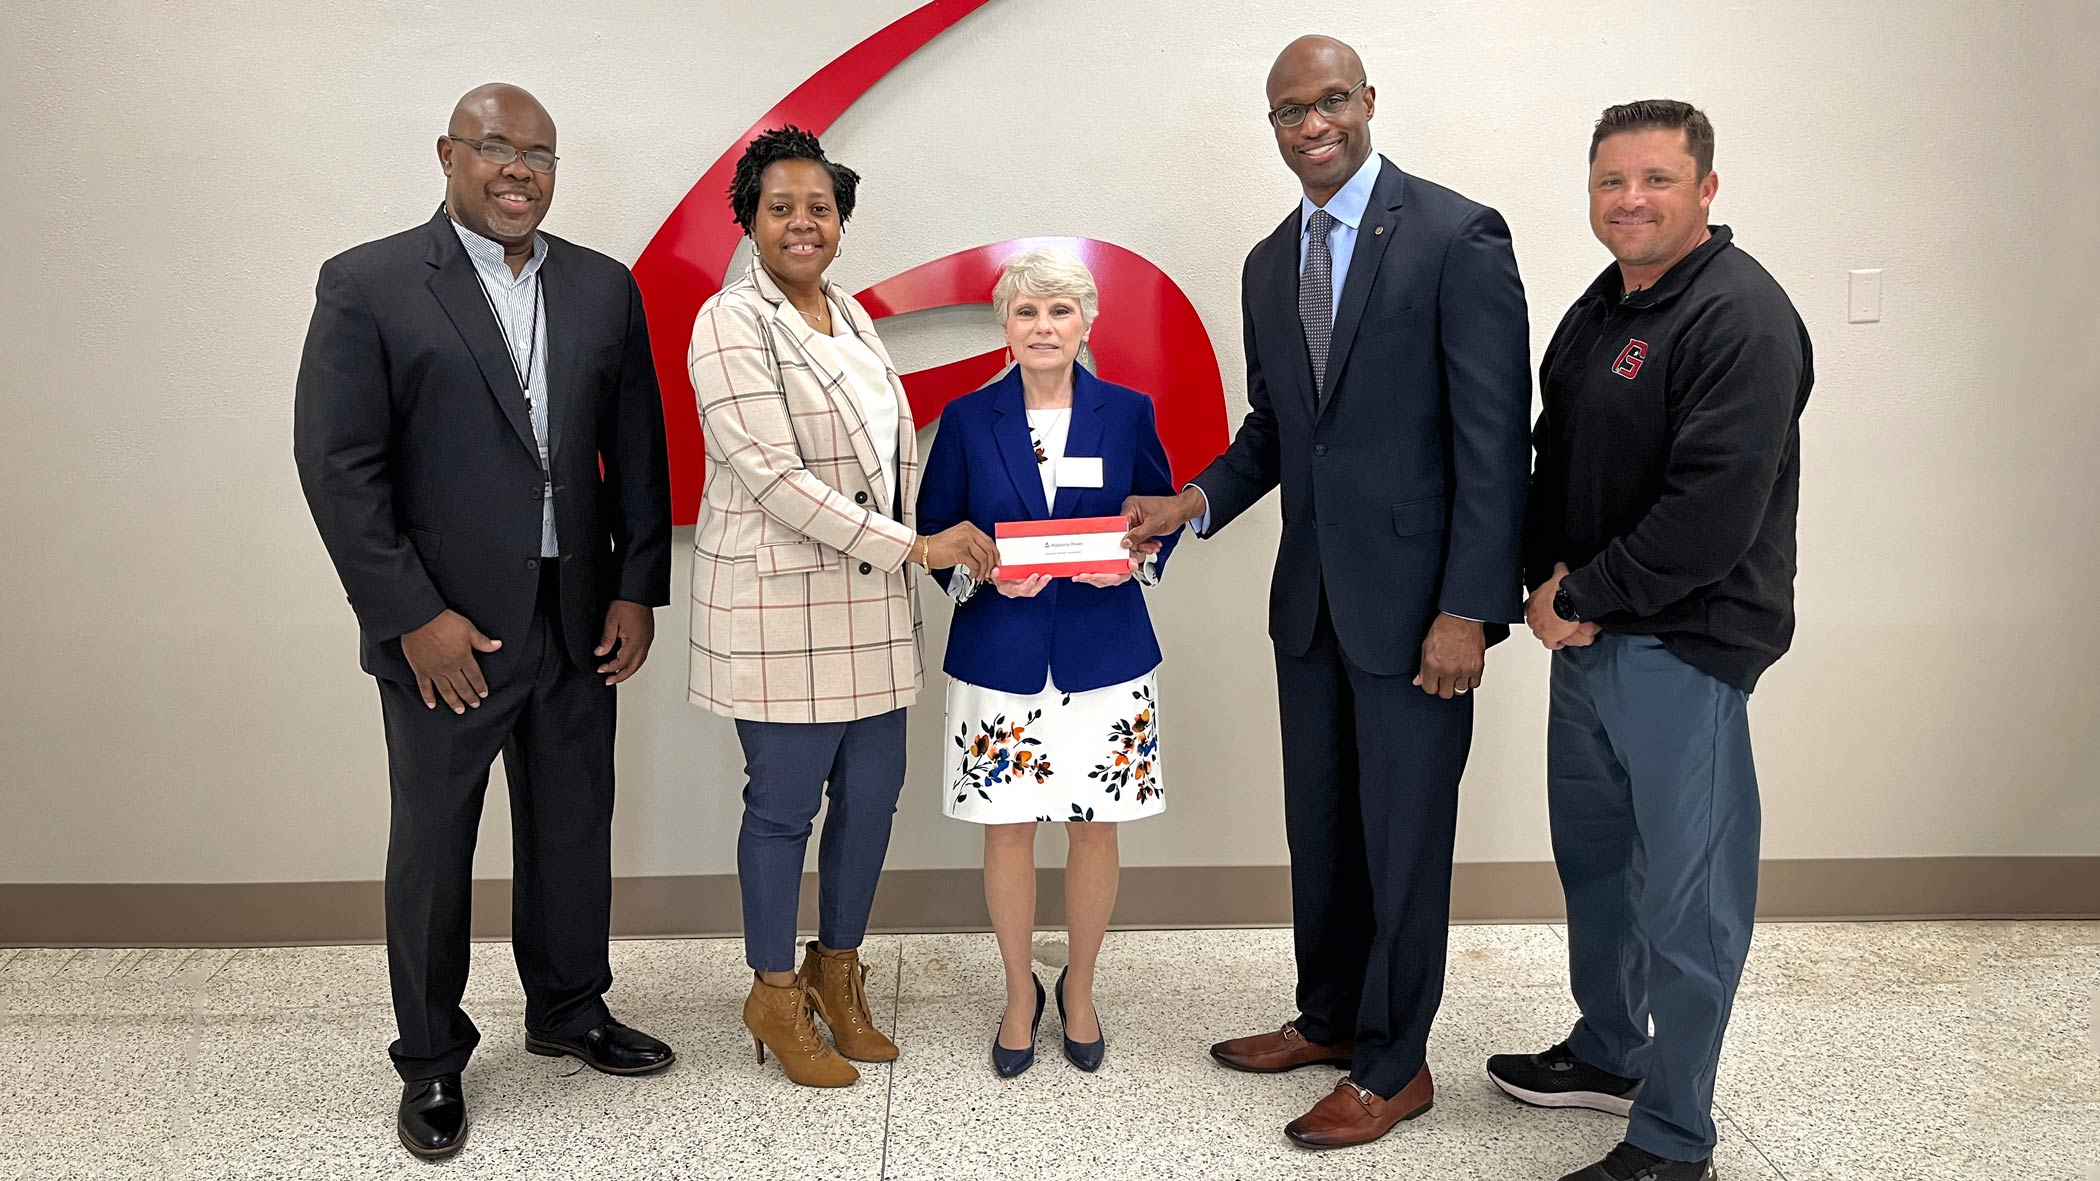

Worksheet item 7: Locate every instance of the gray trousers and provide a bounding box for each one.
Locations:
[1550,633,1760,1161]
[733,709,908,974]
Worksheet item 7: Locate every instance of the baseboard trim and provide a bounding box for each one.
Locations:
[4,857,2095,947]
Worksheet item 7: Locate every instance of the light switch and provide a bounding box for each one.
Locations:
[1848,269,1883,323]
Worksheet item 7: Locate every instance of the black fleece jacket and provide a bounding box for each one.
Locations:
[1527,225,1813,692]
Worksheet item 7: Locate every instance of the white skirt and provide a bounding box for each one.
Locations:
[942,670,1166,824]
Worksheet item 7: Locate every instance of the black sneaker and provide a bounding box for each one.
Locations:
[1559,1141,1715,1181]
[1486,1041,1642,1116]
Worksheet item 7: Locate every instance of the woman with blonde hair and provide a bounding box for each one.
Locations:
[917,247,1183,1076]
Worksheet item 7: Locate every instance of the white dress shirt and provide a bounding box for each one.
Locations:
[802,311,901,504]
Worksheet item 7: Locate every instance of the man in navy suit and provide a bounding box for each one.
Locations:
[1126,35,1531,1149]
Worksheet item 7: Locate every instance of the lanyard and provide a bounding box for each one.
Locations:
[475,270,551,482]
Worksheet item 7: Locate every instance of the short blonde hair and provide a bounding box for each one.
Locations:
[991,247,1099,325]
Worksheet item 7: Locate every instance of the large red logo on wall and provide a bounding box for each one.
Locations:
[633,0,1229,526]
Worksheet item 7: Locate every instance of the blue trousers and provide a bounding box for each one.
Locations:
[1550,634,1760,1161]
[1276,595,1470,1098]
[734,709,908,974]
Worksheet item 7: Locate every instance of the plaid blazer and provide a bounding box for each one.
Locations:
[686,261,922,723]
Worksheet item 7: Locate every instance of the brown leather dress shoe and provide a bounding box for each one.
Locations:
[1210,1021,1354,1073]
[1283,1067,1435,1149]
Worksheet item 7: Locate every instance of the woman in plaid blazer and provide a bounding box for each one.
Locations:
[685,128,996,1088]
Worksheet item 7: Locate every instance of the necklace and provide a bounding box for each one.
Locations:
[1027,406,1069,466]
[762,261,831,329]
[793,295,831,331]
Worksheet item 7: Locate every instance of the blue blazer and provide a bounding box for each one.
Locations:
[917,365,1183,696]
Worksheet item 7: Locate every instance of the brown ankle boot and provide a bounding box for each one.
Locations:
[743,973,859,1087]
[797,940,899,1062]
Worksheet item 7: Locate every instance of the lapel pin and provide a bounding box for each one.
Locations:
[1374,226,1385,235]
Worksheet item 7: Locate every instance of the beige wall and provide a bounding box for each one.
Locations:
[2,1,2096,885]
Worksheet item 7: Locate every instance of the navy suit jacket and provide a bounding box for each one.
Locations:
[917,366,1182,695]
[1191,158,1531,675]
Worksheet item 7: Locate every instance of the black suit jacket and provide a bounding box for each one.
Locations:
[1193,158,1531,677]
[294,208,671,685]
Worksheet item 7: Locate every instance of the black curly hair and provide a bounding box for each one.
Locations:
[727,125,861,234]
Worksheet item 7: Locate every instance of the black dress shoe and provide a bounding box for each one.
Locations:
[397,1073,467,1160]
[525,1018,676,1076]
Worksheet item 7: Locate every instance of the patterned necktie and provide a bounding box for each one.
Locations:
[1299,209,1337,396]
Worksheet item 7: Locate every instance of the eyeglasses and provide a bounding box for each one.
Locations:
[445,135,558,174]
[1269,80,1368,128]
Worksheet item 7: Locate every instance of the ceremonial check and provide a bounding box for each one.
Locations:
[995,516,1131,579]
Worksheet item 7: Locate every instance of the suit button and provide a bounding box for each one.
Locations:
[1314,443,1329,457]
[854,491,869,505]
[859,562,873,575]
[525,558,539,571]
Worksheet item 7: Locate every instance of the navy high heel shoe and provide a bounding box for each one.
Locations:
[1056,967,1105,1072]
[991,973,1045,1078]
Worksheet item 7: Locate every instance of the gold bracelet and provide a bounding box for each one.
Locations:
[918,536,931,568]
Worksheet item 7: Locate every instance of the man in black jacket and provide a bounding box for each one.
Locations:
[1125,35,1531,1150]
[1486,100,1813,1181]
[294,83,674,1161]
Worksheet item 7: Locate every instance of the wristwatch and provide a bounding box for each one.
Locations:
[1552,584,1581,623]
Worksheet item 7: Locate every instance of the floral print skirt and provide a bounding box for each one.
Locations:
[942,670,1165,825]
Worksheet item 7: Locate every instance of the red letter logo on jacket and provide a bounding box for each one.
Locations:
[1611,339,1648,380]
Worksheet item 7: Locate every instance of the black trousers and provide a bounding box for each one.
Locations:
[376,565,615,1081]
[1275,593,1472,1097]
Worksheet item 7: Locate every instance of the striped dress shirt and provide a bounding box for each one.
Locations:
[451,217,558,557]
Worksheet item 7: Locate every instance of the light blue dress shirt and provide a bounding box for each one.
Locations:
[451,217,557,557]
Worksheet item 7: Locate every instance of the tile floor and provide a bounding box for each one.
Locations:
[1,923,2094,1180]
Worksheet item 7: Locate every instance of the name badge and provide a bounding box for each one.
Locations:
[1055,456,1104,489]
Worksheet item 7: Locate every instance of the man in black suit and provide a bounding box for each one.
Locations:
[294,83,674,1161]
[1125,36,1530,1149]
